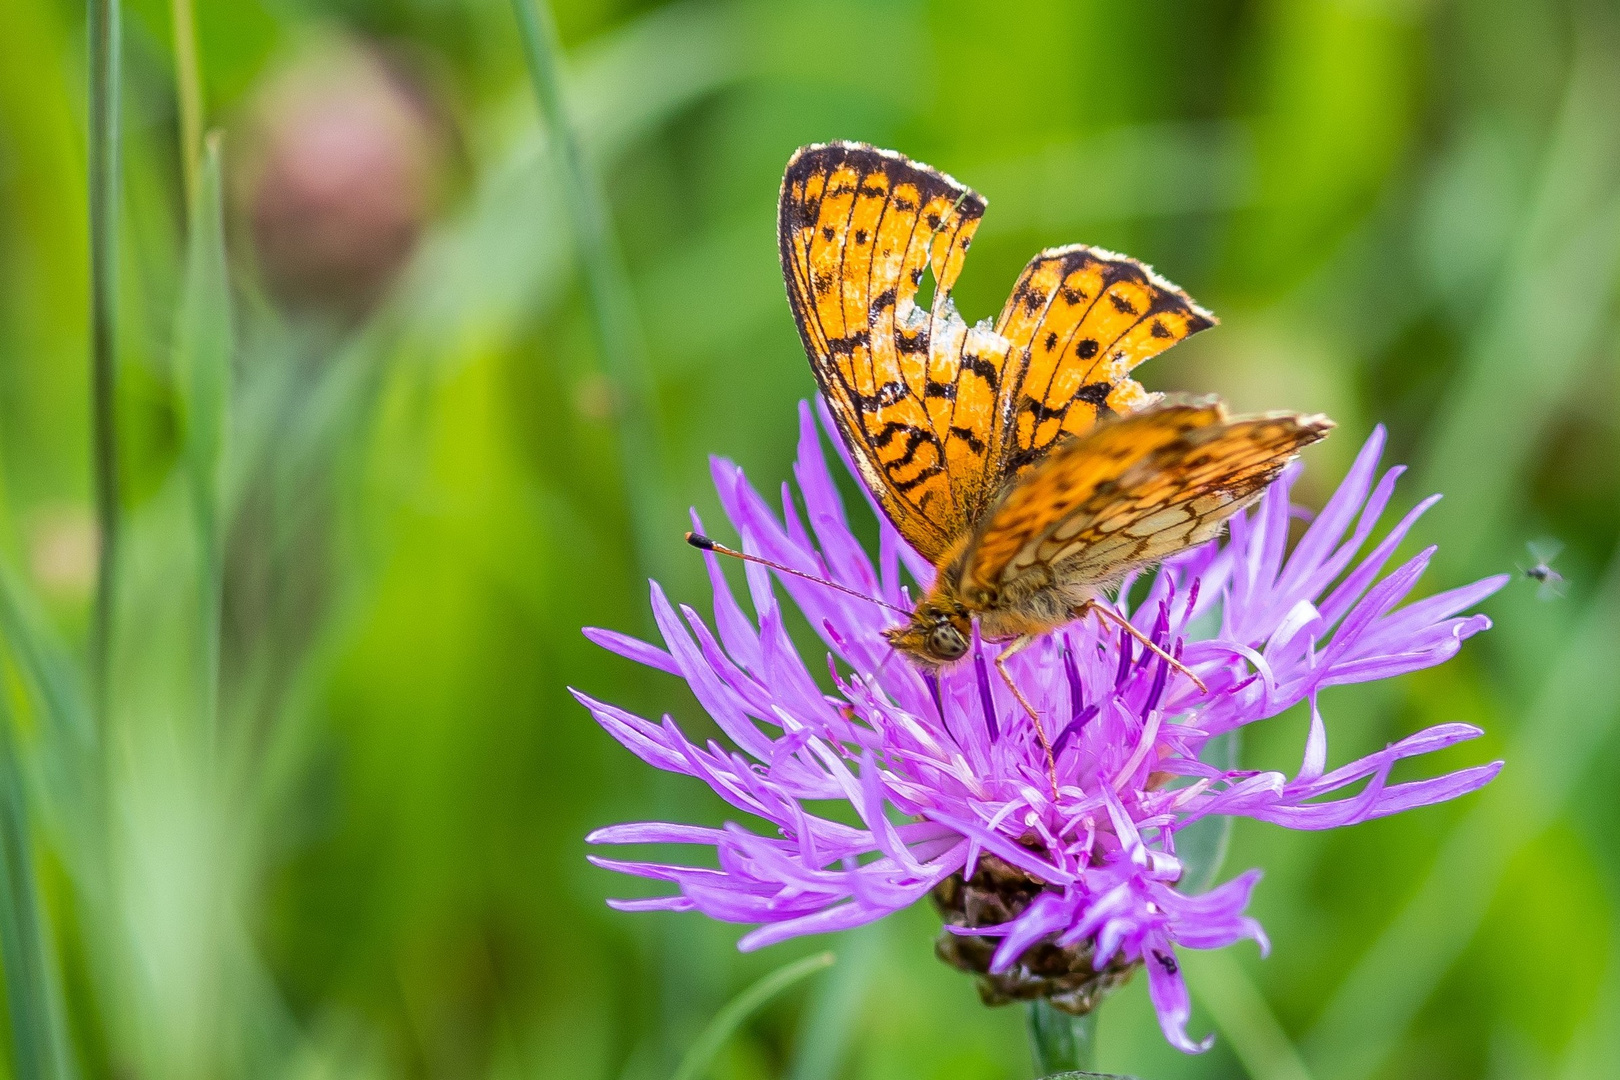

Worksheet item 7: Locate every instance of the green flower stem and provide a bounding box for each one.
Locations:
[1027,1000,1097,1077]
[88,0,122,722]
[510,0,670,584]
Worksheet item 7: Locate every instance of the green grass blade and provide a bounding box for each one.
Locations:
[1186,949,1312,1080]
[0,575,93,752]
[0,572,101,876]
[167,0,202,210]
[509,0,672,585]
[670,952,835,1080]
[786,925,880,1080]
[174,133,232,740]
[87,0,122,724]
[0,675,74,1080]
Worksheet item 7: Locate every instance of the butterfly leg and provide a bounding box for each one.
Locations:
[1078,601,1208,695]
[992,634,1060,794]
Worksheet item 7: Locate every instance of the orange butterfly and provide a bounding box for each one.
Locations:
[725,143,1330,775]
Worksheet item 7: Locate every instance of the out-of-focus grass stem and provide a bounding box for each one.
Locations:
[670,952,835,1080]
[1187,950,1312,1080]
[168,0,202,209]
[0,691,73,1080]
[510,0,670,583]
[177,134,232,745]
[88,0,122,721]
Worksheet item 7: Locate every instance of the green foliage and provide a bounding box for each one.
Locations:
[0,1,1616,1079]
[671,952,834,1080]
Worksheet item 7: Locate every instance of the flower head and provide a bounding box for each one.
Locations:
[579,401,1504,1053]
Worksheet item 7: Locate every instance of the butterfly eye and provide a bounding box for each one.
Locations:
[929,625,968,661]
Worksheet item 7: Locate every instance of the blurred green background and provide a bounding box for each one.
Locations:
[1,0,1618,1078]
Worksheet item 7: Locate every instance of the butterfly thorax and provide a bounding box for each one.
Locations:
[884,548,1106,667]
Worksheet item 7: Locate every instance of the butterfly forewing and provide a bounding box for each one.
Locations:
[959,402,1333,598]
[780,143,1011,562]
[994,246,1216,473]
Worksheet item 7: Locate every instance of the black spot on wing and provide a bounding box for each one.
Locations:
[825,329,872,357]
[883,425,934,471]
[868,287,898,324]
[1019,397,1065,424]
[960,353,1000,388]
[948,425,986,454]
[851,380,907,410]
[892,462,943,494]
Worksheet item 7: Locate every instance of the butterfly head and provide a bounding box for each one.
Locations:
[884,598,972,666]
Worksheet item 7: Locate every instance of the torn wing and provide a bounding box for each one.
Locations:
[779,142,1012,562]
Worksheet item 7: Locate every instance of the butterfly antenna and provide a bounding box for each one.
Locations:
[685,533,909,616]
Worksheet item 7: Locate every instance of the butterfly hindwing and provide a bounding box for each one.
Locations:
[958,400,1333,599]
[993,246,1216,474]
[780,142,1011,562]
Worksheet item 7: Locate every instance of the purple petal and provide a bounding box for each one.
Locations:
[1145,935,1213,1053]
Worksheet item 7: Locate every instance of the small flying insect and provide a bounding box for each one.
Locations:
[1522,538,1566,600]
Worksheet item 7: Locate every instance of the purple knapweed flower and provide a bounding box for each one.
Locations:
[579,400,1505,1053]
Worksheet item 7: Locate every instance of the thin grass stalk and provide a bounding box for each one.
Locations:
[786,925,880,1080]
[168,0,203,210]
[176,134,231,746]
[670,952,834,1080]
[1186,950,1312,1080]
[87,0,122,723]
[509,0,670,583]
[0,685,73,1080]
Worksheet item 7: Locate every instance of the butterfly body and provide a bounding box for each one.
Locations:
[778,142,1333,676]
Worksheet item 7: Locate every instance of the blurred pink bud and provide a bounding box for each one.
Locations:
[238,37,451,318]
